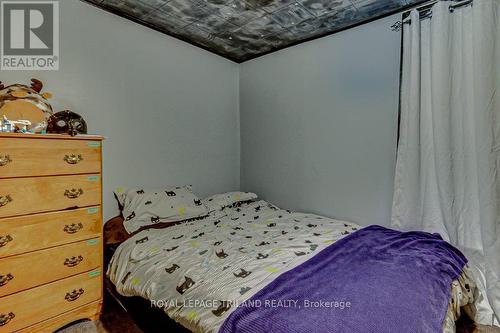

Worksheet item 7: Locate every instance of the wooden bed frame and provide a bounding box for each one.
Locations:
[103,271,189,332]
[103,216,192,333]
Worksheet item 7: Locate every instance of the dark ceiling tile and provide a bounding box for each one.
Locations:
[286,16,322,35]
[183,23,213,38]
[198,0,266,27]
[100,0,156,18]
[298,0,352,17]
[242,45,275,58]
[191,34,225,49]
[238,13,285,37]
[229,11,266,27]
[204,35,251,58]
[138,0,170,8]
[192,13,240,34]
[223,48,248,60]
[313,6,364,33]
[182,34,243,58]
[160,0,214,23]
[196,0,228,6]
[232,0,265,10]
[257,0,297,13]
[271,2,314,28]
[144,9,191,33]
[231,26,264,41]
[200,1,238,15]
[180,23,217,45]
[288,2,360,35]
[229,40,275,60]
[231,27,269,44]
[351,0,402,17]
[396,0,420,5]
[216,26,274,53]
[84,0,413,62]
[225,1,267,25]
[264,28,296,47]
[399,0,428,5]
[237,39,271,52]
[192,0,262,26]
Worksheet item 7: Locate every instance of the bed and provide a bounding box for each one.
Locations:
[106,198,477,333]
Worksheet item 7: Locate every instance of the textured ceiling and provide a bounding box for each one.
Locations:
[82,0,425,62]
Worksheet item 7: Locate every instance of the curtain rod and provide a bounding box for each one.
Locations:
[391,0,474,31]
[404,0,473,15]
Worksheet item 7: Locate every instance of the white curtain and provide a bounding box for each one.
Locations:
[391,0,500,325]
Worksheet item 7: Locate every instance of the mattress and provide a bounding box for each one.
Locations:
[108,200,475,333]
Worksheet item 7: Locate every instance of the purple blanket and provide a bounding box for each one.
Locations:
[219,225,467,333]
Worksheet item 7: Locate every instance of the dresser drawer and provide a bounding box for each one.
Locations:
[0,207,101,258]
[0,238,101,297]
[0,174,101,218]
[0,137,101,178]
[0,270,101,332]
[17,301,101,333]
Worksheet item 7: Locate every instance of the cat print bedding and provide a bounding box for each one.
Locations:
[108,200,475,333]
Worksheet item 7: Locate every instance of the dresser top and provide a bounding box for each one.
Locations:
[0,133,104,140]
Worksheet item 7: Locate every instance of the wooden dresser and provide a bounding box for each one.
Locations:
[0,133,104,332]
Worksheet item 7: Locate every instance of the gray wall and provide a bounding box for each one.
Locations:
[239,14,401,227]
[0,0,240,220]
[2,2,401,225]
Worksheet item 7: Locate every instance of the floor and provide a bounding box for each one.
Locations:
[57,293,142,333]
[59,292,500,333]
[57,290,189,333]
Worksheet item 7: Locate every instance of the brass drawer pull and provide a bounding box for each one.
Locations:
[64,255,83,267]
[0,195,12,207]
[0,274,13,287]
[0,312,15,326]
[64,188,83,199]
[64,154,83,165]
[0,235,12,248]
[0,155,12,167]
[65,288,84,302]
[63,223,83,234]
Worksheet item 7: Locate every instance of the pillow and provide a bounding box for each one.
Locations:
[202,191,258,212]
[114,186,208,233]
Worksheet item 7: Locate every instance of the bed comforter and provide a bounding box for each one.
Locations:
[108,200,475,333]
